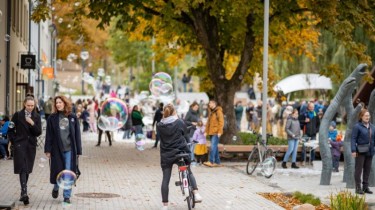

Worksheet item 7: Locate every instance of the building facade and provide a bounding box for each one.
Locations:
[0,0,54,116]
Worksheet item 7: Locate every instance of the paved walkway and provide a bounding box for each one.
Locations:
[0,132,283,210]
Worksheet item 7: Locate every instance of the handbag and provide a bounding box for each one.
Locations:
[357,127,372,153]
[357,144,370,153]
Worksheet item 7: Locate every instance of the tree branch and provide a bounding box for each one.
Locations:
[270,8,311,22]
[235,13,255,78]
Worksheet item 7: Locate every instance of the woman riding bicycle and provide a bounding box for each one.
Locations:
[157,104,203,210]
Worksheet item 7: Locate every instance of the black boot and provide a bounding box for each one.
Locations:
[291,163,300,169]
[363,187,373,194]
[282,162,287,169]
[356,187,364,194]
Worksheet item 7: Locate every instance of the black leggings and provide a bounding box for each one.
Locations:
[161,164,198,203]
[19,168,29,195]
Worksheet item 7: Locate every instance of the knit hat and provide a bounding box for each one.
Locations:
[330,121,336,129]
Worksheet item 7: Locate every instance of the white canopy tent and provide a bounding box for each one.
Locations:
[274,73,333,95]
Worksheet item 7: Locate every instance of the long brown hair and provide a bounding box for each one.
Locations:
[53,95,72,116]
[163,104,175,118]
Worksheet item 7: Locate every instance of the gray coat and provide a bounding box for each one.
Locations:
[285,116,301,140]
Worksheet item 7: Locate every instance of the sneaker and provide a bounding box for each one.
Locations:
[194,192,203,203]
[63,198,71,203]
[203,162,214,167]
[52,189,59,199]
[161,205,168,210]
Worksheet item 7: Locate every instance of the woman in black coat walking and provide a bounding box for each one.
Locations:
[44,96,82,204]
[157,104,202,209]
[8,96,42,205]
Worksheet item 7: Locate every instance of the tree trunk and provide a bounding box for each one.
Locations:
[215,79,241,144]
[320,76,356,185]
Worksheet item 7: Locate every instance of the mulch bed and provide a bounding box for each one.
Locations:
[259,192,331,210]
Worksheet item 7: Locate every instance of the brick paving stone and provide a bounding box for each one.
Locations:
[0,132,283,210]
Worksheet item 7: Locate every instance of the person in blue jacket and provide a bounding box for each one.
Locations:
[351,109,375,194]
[0,116,10,160]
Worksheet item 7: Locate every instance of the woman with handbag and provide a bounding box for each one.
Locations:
[351,109,375,194]
[7,96,42,205]
[44,96,82,204]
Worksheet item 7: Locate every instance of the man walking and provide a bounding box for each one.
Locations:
[152,103,164,148]
[300,102,320,165]
[204,99,224,167]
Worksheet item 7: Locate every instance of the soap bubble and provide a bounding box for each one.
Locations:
[59,118,69,130]
[153,72,173,84]
[8,121,15,129]
[97,98,128,131]
[38,157,47,168]
[4,34,10,42]
[56,170,77,190]
[149,72,174,97]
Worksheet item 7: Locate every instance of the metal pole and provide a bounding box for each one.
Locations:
[28,0,32,86]
[261,0,270,142]
[81,56,84,94]
[174,66,178,102]
[152,36,155,74]
[37,22,40,99]
[5,0,11,115]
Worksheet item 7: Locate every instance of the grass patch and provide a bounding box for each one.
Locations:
[293,191,321,206]
[330,190,367,210]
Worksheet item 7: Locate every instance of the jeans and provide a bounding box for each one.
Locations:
[53,151,72,198]
[355,154,373,189]
[0,138,9,157]
[122,129,132,139]
[134,125,143,135]
[161,164,198,203]
[283,139,298,163]
[209,135,220,164]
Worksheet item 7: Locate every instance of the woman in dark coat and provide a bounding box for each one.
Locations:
[157,104,202,209]
[44,96,82,204]
[351,109,375,194]
[184,101,200,163]
[7,96,42,205]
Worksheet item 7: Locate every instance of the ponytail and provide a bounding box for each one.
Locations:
[163,104,175,118]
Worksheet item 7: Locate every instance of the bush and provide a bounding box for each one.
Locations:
[330,190,367,210]
[236,132,288,145]
[293,191,321,206]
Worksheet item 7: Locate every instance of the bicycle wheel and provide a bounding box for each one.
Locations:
[246,148,259,175]
[262,156,276,178]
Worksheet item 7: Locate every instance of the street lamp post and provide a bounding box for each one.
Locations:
[80,50,89,94]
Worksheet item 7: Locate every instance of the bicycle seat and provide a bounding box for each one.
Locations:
[176,153,190,159]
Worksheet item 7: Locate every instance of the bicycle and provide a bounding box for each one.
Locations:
[246,134,277,178]
[174,152,195,210]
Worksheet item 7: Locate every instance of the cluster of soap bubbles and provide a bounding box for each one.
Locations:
[56,170,77,190]
[97,98,128,131]
[149,72,173,97]
[8,121,15,129]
